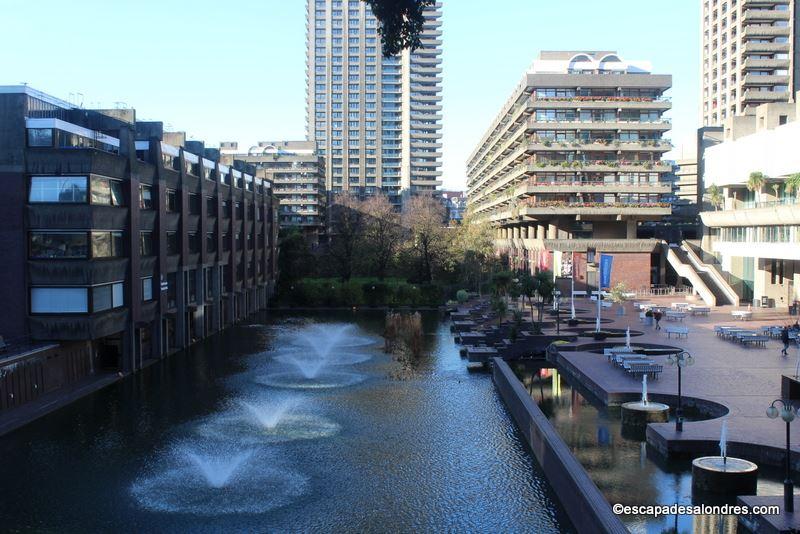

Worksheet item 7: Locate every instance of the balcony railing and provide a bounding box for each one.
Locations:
[531,95,671,103]
[519,199,671,209]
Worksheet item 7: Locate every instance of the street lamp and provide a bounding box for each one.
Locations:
[666,350,694,432]
[766,399,796,513]
[553,289,562,334]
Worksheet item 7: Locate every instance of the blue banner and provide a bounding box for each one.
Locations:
[599,254,613,289]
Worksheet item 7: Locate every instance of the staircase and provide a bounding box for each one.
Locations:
[663,242,739,307]
[681,241,739,306]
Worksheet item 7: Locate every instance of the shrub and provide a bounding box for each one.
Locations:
[456,289,469,304]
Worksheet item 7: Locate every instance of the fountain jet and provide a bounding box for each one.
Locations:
[184,449,254,488]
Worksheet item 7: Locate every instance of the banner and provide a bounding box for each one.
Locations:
[599,254,613,289]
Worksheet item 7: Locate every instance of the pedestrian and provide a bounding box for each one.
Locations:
[782,326,791,356]
[653,310,663,330]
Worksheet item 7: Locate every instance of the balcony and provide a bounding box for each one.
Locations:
[742,74,791,86]
[701,200,800,228]
[743,89,791,102]
[526,160,673,174]
[528,95,671,111]
[526,139,672,153]
[526,118,671,132]
[488,201,671,222]
[516,178,672,194]
[743,57,791,70]
[743,24,791,38]
[743,9,791,21]
[742,41,791,54]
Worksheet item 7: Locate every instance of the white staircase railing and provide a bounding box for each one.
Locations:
[680,241,739,306]
[665,245,717,306]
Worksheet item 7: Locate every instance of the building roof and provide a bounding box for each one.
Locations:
[528,51,652,75]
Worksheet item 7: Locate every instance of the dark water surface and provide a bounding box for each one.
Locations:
[0,311,569,533]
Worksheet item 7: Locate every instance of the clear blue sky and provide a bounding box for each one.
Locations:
[1,0,698,190]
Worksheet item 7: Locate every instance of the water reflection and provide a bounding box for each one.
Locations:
[515,363,786,534]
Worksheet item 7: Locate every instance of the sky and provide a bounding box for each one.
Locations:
[0,0,699,190]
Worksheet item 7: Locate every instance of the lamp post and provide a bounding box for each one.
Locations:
[666,350,694,432]
[554,289,562,334]
[766,399,796,513]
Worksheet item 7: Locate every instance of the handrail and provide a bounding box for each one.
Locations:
[665,245,717,306]
[681,241,739,306]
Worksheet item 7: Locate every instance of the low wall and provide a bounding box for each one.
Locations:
[492,358,627,534]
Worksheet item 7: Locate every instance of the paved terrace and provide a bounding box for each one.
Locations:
[547,296,800,470]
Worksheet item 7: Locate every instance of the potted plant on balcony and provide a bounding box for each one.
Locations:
[707,184,723,211]
[785,173,800,202]
[747,171,767,203]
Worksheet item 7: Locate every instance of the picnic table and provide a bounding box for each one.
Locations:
[666,326,689,339]
[731,310,753,321]
[688,306,711,316]
[665,311,686,321]
[671,302,691,310]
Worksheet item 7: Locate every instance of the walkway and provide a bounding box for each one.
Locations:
[549,297,800,470]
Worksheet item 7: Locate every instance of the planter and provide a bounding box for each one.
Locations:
[567,319,580,327]
[643,317,653,326]
[593,332,608,341]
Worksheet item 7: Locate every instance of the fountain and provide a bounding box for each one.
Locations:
[692,419,758,498]
[257,323,370,389]
[185,449,253,488]
[131,443,308,514]
[194,397,340,443]
[621,374,669,437]
[625,327,631,350]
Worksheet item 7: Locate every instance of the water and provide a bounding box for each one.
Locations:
[515,363,787,534]
[0,311,569,532]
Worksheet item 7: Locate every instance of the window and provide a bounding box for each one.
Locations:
[188,232,200,254]
[92,282,124,312]
[139,184,153,209]
[29,176,87,203]
[166,231,179,255]
[30,287,88,314]
[142,277,153,301]
[29,232,88,259]
[222,233,230,252]
[166,272,177,309]
[206,232,217,253]
[91,232,124,258]
[187,269,197,304]
[139,232,154,256]
[91,177,124,206]
[188,193,201,215]
[166,189,178,212]
[205,268,213,300]
[206,196,217,216]
[28,128,53,147]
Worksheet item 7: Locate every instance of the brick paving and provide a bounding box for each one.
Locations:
[550,296,800,467]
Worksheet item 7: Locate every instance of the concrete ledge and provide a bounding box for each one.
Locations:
[492,357,627,534]
[738,495,800,533]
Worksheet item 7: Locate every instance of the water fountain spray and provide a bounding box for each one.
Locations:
[641,374,648,406]
[719,419,728,466]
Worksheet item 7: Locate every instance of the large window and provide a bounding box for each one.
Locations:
[142,277,153,301]
[166,232,179,255]
[91,232,124,258]
[90,177,124,206]
[92,282,124,312]
[30,287,88,314]
[29,232,88,259]
[140,232,154,256]
[166,189,178,212]
[27,128,54,147]
[140,184,153,209]
[29,176,87,203]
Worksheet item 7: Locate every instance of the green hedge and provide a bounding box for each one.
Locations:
[276,278,444,307]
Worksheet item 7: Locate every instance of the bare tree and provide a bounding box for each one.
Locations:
[402,195,450,283]
[328,193,365,281]
[362,194,402,280]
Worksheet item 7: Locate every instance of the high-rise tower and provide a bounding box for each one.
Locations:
[701,0,799,126]
[305,0,442,208]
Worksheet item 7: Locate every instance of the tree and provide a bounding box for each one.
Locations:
[277,228,316,284]
[747,171,767,203]
[450,208,495,293]
[785,173,800,201]
[402,194,450,283]
[362,194,402,280]
[534,270,555,323]
[706,184,723,211]
[491,295,508,327]
[328,193,365,281]
[362,0,435,57]
[517,271,540,326]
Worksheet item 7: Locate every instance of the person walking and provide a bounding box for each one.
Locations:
[781,326,791,356]
[653,310,663,330]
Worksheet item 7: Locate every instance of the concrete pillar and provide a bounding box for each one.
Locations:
[527,225,534,239]
[537,224,546,240]
[513,227,520,239]
[626,220,637,239]
[548,224,558,240]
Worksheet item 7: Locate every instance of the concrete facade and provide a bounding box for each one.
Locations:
[305,0,442,207]
[466,51,673,291]
[700,98,800,307]
[701,0,800,126]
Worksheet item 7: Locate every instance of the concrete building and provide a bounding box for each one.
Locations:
[701,0,799,126]
[0,86,279,412]
[221,141,327,241]
[440,190,465,225]
[305,0,442,207]
[700,97,800,308]
[466,51,673,292]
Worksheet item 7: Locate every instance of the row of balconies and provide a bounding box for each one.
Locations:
[525,118,671,132]
[486,201,672,223]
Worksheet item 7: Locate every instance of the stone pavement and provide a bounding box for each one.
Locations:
[547,296,800,470]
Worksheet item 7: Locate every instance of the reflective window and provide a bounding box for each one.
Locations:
[29,176,87,203]
[91,232,124,258]
[27,128,53,147]
[29,232,88,259]
[30,287,88,314]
